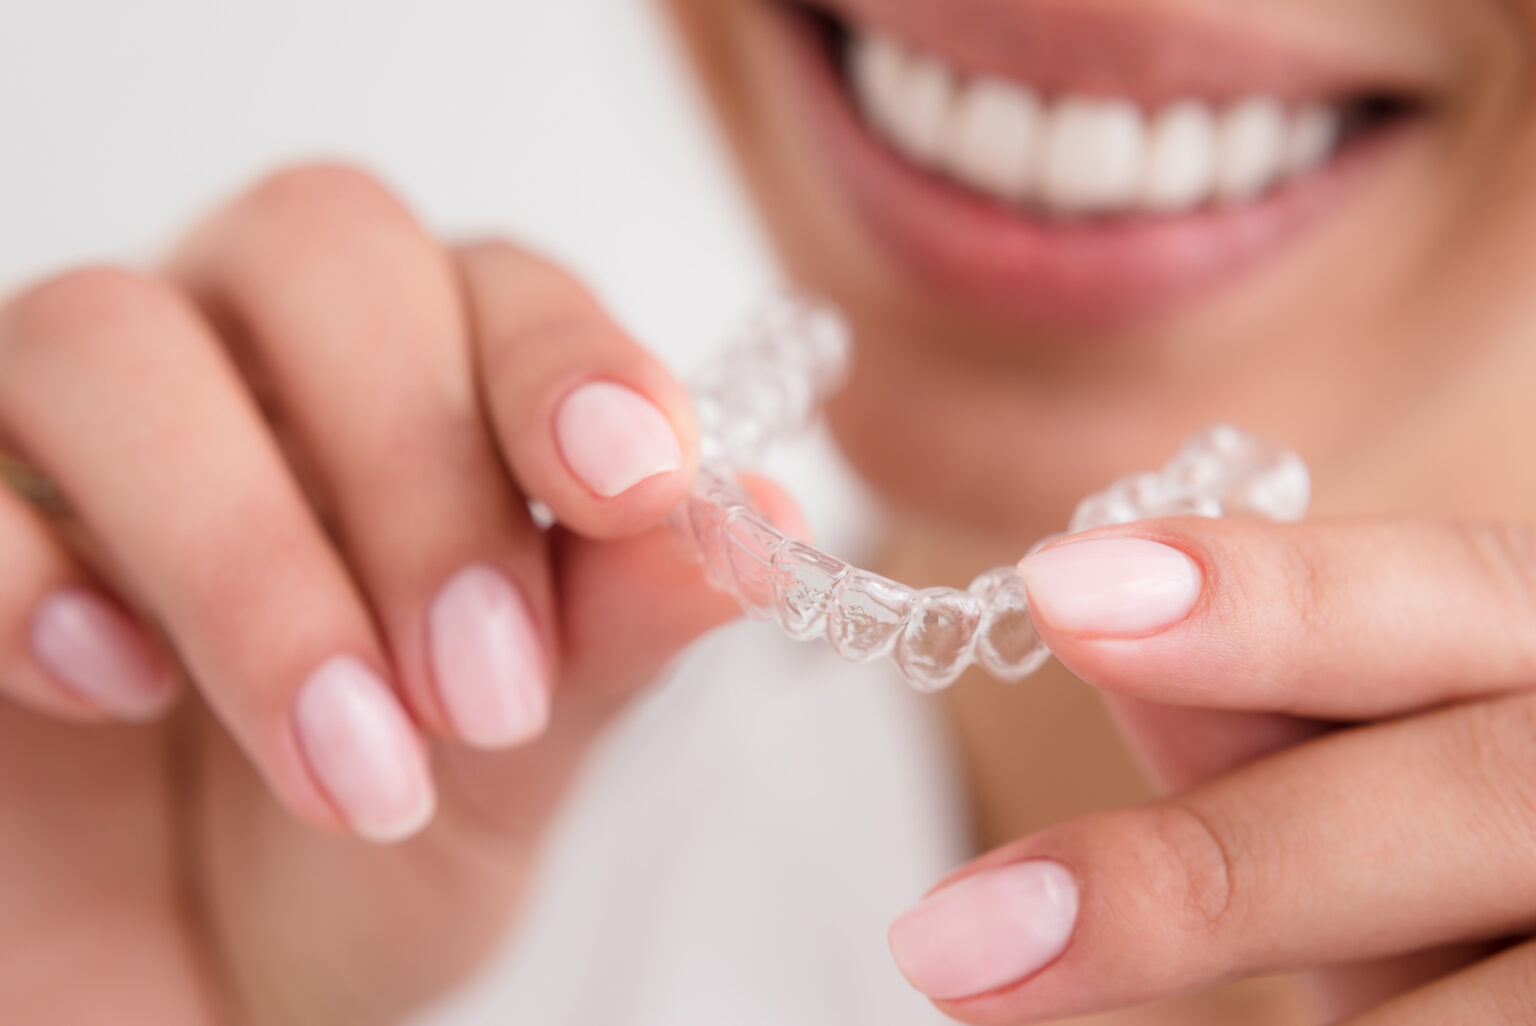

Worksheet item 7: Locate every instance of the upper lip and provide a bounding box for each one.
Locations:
[769,0,1437,331]
[802,0,1438,108]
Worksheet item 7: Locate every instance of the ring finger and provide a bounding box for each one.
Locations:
[0,266,434,843]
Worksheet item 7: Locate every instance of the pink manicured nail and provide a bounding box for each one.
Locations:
[890,861,1079,1001]
[555,381,683,498]
[429,565,549,749]
[30,589,176,721]
[1020,538,1202,638]
[293,656,436,844]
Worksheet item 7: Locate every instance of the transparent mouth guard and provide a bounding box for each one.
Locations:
[669,296,1312,693]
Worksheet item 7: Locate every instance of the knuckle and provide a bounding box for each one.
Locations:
[245,161,398,217]
[230,162,417,248]
[1142,800,1242,935]
[0,266,183,365]
[179,161,444,327]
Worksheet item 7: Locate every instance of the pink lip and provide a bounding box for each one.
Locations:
[771,4,1423,335]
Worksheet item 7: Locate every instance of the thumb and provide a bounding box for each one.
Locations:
[555,473,803,708]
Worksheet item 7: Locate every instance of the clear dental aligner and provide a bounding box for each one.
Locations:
[671,296,1312,693]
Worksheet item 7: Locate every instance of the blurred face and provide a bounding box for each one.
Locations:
[663,0,1536,546]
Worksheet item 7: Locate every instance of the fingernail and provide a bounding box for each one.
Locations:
[555,381,683,498]
[30,589,177,721]
[890,861,1079,1001]
[429,564,549,749]
[294,656,436,844]
[1019,538,1202,638]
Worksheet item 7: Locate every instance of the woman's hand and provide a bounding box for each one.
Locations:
[0,164,775,1025]
[888,516,1536,1024]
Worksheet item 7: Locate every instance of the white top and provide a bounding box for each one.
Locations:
[413,624,970,1026]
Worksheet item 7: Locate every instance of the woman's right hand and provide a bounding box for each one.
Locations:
[0,163,775,1025]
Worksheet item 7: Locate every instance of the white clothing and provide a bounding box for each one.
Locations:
[413,623,970,1026]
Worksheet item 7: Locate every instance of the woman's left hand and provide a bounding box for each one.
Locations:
[888,517,1536,1024]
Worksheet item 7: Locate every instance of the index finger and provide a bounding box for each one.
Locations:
[1018,517,1536,719]
[457,243,698,540]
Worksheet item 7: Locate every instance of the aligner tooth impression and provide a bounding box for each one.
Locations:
[674,295,1311,692]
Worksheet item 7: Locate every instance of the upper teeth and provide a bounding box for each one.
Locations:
[851,31,1343,217]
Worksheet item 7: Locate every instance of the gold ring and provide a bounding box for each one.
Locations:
[0,453,69,518]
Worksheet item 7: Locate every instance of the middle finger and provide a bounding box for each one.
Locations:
[170,164,557,750]
[888,689,1536,1023]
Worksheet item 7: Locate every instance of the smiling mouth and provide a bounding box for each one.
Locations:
[768,0,1430,332]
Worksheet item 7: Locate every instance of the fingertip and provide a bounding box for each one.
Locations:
[459,242,702,540]
[427,564,552,752]
[554,380,686,501]
[30,587,182,723]
[292,655,438,844]
[514,371,699,541]
[1017,534,1204,640]
[889,860,1080,1003]
[355,776,438,846]
[1011,526,1222,706]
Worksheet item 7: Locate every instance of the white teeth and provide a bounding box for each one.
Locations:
[888,54,956,167]
[851,33,909,143]
[848,29,1347,218]
[1215,98,1288,203]
[1039,98,1146,215]
[1141,102,1218,213]
[942,77,1043,203]
[1285,104,1342,176]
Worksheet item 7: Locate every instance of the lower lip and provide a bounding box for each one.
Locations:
[771,8,1414,334]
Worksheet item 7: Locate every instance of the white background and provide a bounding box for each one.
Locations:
[0,0,776,372]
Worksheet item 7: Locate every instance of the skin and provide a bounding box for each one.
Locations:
[0,170,798,1024]
[664,0,1536,1022]
[3,1,1536,1025]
